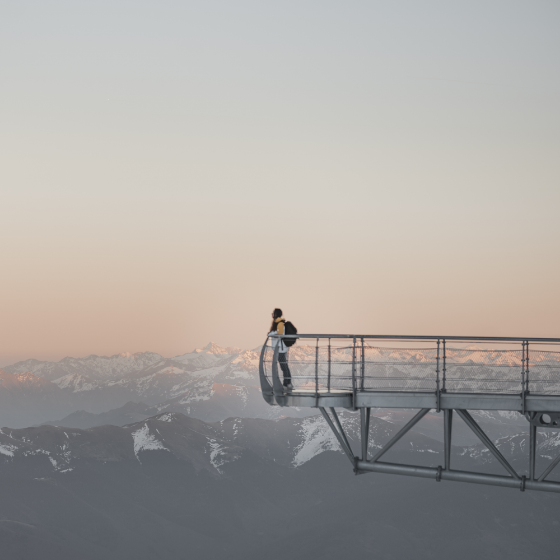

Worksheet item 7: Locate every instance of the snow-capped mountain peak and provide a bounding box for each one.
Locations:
[193,342,241,355]
[5,352,164,382]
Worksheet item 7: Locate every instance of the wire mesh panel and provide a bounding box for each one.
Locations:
[361,346,438,392]
[327,344,355,391]
[285,343,354,391]
[443,348,523,394]
[262,336,560,396]
[279,344,318,390]
[528,350,560,395]
[284,341,439,392]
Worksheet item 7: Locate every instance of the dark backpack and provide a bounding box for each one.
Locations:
[283,321,298,347]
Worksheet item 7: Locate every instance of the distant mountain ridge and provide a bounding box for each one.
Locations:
[0,343,314,428]
[5,343,248,382]
[8,351,173,382]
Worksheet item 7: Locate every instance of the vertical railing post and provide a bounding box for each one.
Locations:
[352,337,357,406]
[526,341,530,396]
[360,337,365,391]
[442,339,447,393]
[327,338,331,393]
[436,339,441,413]
[315,338,319,395]
[521,341,526,415]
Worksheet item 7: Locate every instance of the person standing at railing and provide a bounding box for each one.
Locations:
[269,308,293,390]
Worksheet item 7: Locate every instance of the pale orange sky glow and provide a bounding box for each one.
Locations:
[1,1,559,365]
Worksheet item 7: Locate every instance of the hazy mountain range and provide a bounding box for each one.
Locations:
[1,343,313,428]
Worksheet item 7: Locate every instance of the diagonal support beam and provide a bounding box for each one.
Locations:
[538,452,560,482]
[456,409,520,480]
[368,408,430,464]
[329,407,354,457]
[319,407,355,466]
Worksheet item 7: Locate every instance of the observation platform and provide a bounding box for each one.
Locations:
[259,334,560,494]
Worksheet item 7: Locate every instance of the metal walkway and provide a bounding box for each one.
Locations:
[259,334,560,493]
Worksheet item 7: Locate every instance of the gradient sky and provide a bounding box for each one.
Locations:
[1,0,559,365]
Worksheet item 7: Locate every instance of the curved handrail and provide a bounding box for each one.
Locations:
[258,337,275,405]
[270,343,287,406]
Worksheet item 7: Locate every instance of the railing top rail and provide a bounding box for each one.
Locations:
[268,334,560,343]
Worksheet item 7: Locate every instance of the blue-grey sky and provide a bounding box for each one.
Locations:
[1,0,559,363]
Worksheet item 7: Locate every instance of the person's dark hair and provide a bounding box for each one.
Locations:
[269,308,283,332]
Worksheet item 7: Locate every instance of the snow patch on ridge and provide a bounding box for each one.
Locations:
[206,438,228,472]
[157,413,177,422]
[292,416,341,467]
[0,444,17,457]
[131,424,168,459]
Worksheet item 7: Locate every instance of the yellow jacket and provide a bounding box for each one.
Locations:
[275,317,285,335]
[270,317,288,353]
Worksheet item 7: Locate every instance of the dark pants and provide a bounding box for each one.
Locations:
[279,352,292,386]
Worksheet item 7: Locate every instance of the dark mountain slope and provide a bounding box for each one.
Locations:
[0,412,559,559]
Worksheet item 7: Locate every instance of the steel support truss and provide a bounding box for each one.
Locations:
[320,406,560,493]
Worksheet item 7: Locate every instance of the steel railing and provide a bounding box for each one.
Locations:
[259,335,560,408]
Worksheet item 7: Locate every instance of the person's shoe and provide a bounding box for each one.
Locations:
[285,383,293,391]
